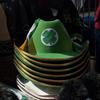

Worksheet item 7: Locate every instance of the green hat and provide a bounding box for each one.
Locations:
[27,19,80,59]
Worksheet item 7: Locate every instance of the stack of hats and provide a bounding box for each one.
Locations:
[14,19,90,99]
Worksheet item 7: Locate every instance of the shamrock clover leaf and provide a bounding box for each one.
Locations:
[41,28,58,46]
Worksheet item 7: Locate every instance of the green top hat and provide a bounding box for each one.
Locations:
[27,19,81,59]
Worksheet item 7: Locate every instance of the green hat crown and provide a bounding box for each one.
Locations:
[28,19,74,58]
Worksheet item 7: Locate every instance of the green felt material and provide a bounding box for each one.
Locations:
[27,19,83,58]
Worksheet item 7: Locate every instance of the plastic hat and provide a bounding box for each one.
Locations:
[14,42,89,85]
[27,19,80,59]
[14,18,89,91]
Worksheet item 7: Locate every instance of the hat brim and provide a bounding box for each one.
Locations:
[16,75,61,96]
[14,54,89,85]
[14,46,89,68]
[14,41,89,62]
[16,75,56,96]
[15,62,88,88]
[14,47,89,70]
[14,54,89,78]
